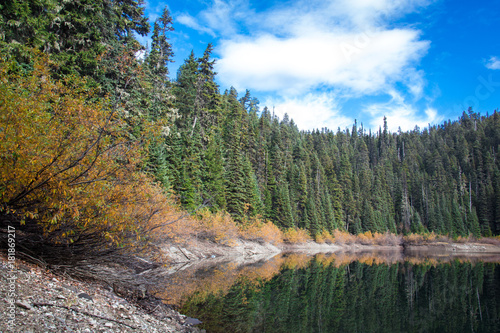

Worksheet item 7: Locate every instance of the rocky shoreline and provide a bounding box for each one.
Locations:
[403,241,500,254]
[0,253,202,333]
[161,238,500,264]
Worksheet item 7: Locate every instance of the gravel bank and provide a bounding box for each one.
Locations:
[0,254,202,333]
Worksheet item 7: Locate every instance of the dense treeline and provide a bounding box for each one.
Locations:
[1,0,499,241]
[167,72,500,237]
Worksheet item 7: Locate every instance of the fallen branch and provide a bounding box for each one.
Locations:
[32,302,137,329]
[177,246,190,261]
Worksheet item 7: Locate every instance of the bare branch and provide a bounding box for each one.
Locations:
[146,199,210,233]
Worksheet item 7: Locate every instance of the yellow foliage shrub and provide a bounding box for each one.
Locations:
[454,235,472,243]
[282,228,311,243]
[373,231,402,245]
[195,209,239,246]
[404,232,441,245]
[239,220,284,245]
[404,233,425,245]
[315,230,335,244]
[357,231,374,245]
[332,229,355,244]
[424,232,438,242]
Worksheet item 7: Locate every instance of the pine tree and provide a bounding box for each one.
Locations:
[195,44,222,131]
[174,51,198,128]
[276,183,295,229]
[148,8,173,73]
[451,194,466,236]
[242,155,264,217]
[225,149,248,221]
[203,131,226,210]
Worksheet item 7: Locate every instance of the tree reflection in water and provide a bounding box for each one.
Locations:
[153,252,500,333]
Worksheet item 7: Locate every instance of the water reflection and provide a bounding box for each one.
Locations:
[152,252,500,333]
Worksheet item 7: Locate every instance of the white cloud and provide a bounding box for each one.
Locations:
[177,14,216,37]
[365,91,443,131]
[486,56,500,70]
[403,69,426,100]
[217,29,429,95]
[257,0,432,34]
[198,0,248,35]
[176,0,251,37]
[269,93,352,131]
[331,0,433,28]
[179,0,439,131]
[212,0,432,98]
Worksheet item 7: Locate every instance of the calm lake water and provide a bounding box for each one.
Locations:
[154,252,500,333]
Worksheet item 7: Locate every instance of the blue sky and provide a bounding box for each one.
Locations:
[140,0,500,132]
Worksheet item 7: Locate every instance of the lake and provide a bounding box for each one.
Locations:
[154,251,500,333]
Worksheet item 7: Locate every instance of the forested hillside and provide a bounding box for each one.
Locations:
[1,0,499,243]
[165,83,500,237]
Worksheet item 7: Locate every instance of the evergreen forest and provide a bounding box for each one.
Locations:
[1,0,500,246]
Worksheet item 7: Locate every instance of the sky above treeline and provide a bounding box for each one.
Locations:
[139,0,500,132]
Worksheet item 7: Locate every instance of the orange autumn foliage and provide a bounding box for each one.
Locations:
[239,219,284,245]
[403,232,449,245]
[331,229,402,246]
[195,209,239,246]
[0,53,171,247]
[282,228,311,243]
[315,230,335,244]
[332,229,356,244]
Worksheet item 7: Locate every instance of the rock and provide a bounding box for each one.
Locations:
[15,301,32,310]
[185,317,203,325]
[63,284,79,293]
[78,292,93,302]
